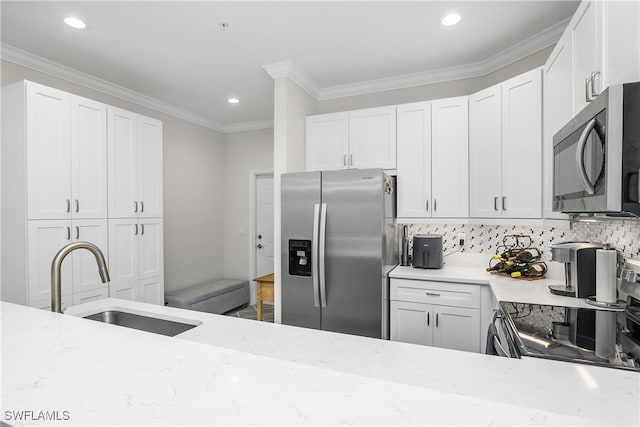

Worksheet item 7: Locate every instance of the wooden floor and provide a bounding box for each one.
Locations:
[225,303,274,323]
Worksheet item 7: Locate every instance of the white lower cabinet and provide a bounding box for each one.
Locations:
[108,218,164,305]
[390,279,481,353]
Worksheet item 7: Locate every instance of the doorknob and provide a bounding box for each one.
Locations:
[257,244,263,249]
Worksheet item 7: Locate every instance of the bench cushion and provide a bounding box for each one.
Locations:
[165,279,249,314]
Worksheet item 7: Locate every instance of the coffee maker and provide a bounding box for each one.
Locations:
[549,242,602,297]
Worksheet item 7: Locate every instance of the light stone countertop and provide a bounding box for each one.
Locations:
[3,254,639,425]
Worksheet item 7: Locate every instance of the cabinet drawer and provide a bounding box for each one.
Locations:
[72,287,109,305]
[390,279,480,309]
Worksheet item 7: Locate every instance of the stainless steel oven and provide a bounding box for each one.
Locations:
[552,82,640,216]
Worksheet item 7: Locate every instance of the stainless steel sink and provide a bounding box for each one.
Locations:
[84,310,199,336]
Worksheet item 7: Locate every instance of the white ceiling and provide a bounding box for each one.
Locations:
[1,1,579,132]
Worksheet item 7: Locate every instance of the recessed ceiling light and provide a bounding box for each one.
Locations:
[228,97,240,104]
[64,16,87,29]
[440,13,461,27]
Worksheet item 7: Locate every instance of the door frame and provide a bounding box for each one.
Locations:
[248,169,274,304]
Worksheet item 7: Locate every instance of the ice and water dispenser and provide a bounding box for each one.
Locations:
[288,240,312,276]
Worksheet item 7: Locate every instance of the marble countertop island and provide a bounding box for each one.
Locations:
[2,256,639,425]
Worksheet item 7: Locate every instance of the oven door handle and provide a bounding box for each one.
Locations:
[575,118,597,195]
[493,335,508,357]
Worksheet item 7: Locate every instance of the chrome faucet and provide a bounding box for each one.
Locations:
[51,241,110,313]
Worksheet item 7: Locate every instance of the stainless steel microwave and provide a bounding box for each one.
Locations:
[552,82,640,217]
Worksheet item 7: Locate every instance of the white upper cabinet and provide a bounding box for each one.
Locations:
[26,83,72,220]
[469,85,502,218]
[431,97,469,218]
[601,0,640,87]
[469,69,542,219]
[348,106,396,170]
[71,96,108,219]
[397,102,431,218]
[305,106,396,171]
[108,107,163,218]
[571,0,600,113]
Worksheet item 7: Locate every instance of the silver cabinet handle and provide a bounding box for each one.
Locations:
[141,223,144,235]
[502,196,507,211]
[436,312,439,327]
[427,311,430,326]
[426,292,441,296]
[140,201,144,213]
[75,199,79,213]
[66,226,71,240]
[75,226,79,239]
[349,154,353,166]
[134,201,138,213]
[433,199,437,212]
[585,77,592,102]
[343,154,347,166]
[134,224,138,235]
[494,196,499,211]
[319,203,328,308]
[590,71,600,98]
[426,200,429,211]
[311,204,321,308]
[66,199,71,213]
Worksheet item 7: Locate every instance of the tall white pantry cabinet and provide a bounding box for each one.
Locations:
[1,80,164,310]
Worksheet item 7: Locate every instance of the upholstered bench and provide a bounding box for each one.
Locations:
[164,279,250,314]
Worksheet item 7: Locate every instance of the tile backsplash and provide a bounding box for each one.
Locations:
[406,219,640,262]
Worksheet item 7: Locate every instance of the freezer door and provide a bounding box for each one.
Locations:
[320,169,385,338]
[281,172,322,329]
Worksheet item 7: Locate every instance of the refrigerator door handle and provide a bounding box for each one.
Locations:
[312,204,321,308]
[319,203,328,307]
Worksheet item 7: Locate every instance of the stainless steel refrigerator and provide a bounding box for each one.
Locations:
[281,168,397,339]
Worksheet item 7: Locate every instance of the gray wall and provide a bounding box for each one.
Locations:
[1,60,226,292]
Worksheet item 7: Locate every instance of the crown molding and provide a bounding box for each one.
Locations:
[1,43,228,132]
[262,60,320,99]
[316,17,569,101]
[221,119,273,134]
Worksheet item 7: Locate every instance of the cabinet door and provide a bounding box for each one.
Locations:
[390,300,433,346]
[27,220,72,303]
[348,106,396,170]
[71,219,108,293]
[139,219,164,279]
[543,32,573,220]
[469,85,502,218]
[138,117,163,218]
[26,82,71,220]
[431,97,469,218]
[572,0,600,113]
[70,96,107,219]
[108,219,139,285]
[601,0,640,87]
[108,108,138,218]
[501,68,542,219]
[305,112,348,171]
[139,276,165,305]
[396,102,431,218]
[433,305,480,353]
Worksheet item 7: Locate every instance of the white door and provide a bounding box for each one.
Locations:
[469,85,502,218]
[70,95,107,219]
[26,82,71,220]
[138,117,163,218]
[390,300,433,346]
[255,175,275,278]
[432,306,480,353]
[348,106,397,170]
[27,220,72,304]
[108,219,139,286]
[72,219,109,293]
[543,32,573,220]
[139,276,164,305]
[572,0,600,113]
[108,107,138,218]
[139,218,164,279]
[431,97,469,218]
[396,102,431,218]
[501,68,543,219]
[305,112,349,171]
